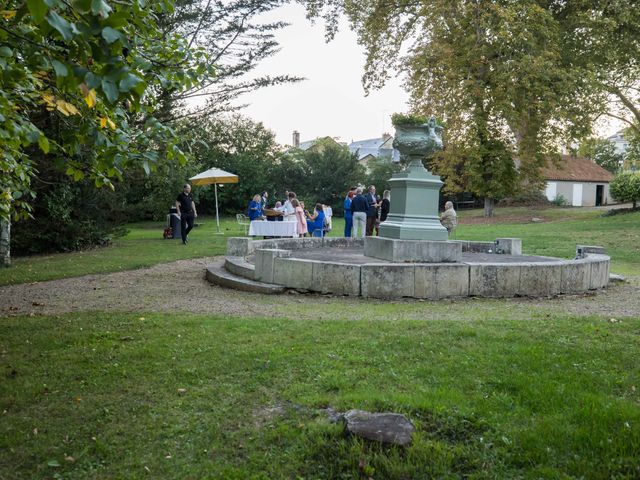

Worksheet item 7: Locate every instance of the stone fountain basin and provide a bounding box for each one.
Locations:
[221,237,609,299]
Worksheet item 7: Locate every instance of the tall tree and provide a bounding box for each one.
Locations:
[0,0,214,266]
[305,1,597,216]
[553,1,640,136]
[578,138,623,174]
[184,115,282,213]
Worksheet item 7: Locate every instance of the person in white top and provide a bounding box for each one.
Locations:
[281,191,297,221]
[323,204,333,232]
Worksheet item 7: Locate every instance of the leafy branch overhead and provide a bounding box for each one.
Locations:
[152,0,302,123]
[0,0,215,222]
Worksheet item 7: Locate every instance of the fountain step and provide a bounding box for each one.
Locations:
[206,260,285,294]
[224,256,255,280]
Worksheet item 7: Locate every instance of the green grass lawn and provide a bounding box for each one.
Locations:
[0,216,237,286]
[1,312,639,479]
[2,206,640,478]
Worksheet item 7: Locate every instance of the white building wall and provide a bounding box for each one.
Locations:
[545,182,557,201]
[546,181,615,207]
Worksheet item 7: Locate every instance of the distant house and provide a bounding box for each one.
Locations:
[288,130,344,153]
[348,134,400,163]
[541,155,615,206]
[607,131,629,157]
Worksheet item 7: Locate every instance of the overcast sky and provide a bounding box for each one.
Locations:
[237,4,409,146]
[236,4,620,147]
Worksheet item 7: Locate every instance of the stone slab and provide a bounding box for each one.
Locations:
[364,236,461,263]
[227,237,252,256]
[414,263,469,299]
[312,261,361,295]
[273,257,315,290]
[589,255,610,289]
[560,260,591,293]
[609,273,626,283]
[205,262,285,294]
[322,237,365,248]
[576,245,606,258]
[360,264,415,298]
[254,249,291,284]
[518,262,563,296]
[224,256,255,280]
[459,241,495,253]
[496,238,522,255]
[468,263,521,297]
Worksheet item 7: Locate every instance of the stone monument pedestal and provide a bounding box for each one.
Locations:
[365,236,462,263]
[378,160,449,241]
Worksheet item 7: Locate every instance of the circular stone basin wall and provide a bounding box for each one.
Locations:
[222,237,610,299]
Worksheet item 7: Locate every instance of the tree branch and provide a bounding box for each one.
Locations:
[187,0,212,49]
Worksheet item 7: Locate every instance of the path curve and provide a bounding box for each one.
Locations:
[0,257,638,320]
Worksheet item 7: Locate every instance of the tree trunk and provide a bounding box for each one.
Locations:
[484,197,495,217]
[0,219,10,268]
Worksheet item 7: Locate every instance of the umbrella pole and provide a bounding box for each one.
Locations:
[214,183,223,235]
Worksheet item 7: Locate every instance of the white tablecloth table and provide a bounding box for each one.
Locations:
[248,220,298,238]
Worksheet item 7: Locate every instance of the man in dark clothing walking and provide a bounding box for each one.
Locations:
[176,184,197,244]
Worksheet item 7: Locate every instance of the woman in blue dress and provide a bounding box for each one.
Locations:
[343,189,355,237]
[306,203,325,236]
[247,194,264,221]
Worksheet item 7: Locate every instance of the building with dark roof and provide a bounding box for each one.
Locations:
[541,155,615,206]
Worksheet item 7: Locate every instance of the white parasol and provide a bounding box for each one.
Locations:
[189,168,238,235]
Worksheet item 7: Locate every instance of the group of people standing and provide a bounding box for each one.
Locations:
[343,185,390,238]
[247,191,332,237]
[247,185,457,240]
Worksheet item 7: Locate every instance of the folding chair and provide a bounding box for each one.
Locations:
[236,213,250,235]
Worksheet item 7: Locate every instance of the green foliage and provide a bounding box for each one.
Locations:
[610,171,640,208]
[0,0,214,223]
[183,115,281,213]
[623,128,640,171]
[154,0,299,120]
[578,138,623,174]
[11,180,126,256]
[391,112,428,126]
[550,194,568,207]
[365,157,403,196]
[290,138,366,210]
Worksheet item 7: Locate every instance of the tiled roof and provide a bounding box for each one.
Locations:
[541,155,614,182]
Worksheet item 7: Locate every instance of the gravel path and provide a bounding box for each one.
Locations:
[0,257,638,319]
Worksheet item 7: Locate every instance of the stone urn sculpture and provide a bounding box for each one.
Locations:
[392,117,444,169]
[378,115,449,241]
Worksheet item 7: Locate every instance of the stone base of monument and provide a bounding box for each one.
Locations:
[364,236,462,263]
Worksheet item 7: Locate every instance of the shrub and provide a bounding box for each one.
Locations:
[610,172,640,208]
[391,112,429,126]
[498,190,550,207]
[551,194,568,206]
